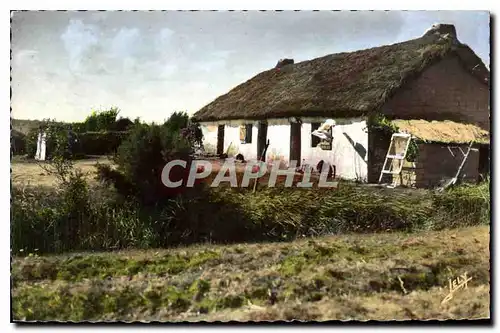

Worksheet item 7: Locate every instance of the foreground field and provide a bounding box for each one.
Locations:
[12,225,490,321]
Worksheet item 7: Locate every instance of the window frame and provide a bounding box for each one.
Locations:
[240,124,253,144]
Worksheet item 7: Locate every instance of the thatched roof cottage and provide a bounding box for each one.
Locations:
[193,24,490,188]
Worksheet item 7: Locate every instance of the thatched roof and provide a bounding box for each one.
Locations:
[392,119,489,144]
[193,24,489,122]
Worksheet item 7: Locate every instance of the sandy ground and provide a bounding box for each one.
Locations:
[11,157,112,187]
[10,157,304,187]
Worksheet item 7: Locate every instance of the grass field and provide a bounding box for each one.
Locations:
[12,225,490,321]
[11,157,111,187]
[10,156,490,321]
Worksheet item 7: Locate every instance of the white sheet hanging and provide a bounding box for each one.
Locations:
[35,131,47,161]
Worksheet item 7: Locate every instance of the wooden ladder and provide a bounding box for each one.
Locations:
[378,133,412,187]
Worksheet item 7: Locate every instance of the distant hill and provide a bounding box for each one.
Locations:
[11,119,43,135]
[11,118,69,135]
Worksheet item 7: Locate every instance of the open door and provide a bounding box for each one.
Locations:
[257,121,268,161]
[290,122,301,166]
[216,125,225,155]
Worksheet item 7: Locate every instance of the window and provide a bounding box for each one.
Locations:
[240,124,253,144]
[311,123,321,147]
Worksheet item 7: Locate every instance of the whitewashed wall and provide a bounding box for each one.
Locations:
[201,125,218,154]
[223,124,258,158]
[200,118,368,181]
[300,120,368,181]
[265,124,290,167]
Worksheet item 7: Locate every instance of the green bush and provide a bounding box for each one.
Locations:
[431,181,490,229]
[11,130,26,155]
[72,115,133,133]
[83,108,120,132]
[75,131,130,156]
[99,112,195,205]
[114,118,133,131]
[22,109,134,159]
[24,121,75,160]
[11,179,490,255]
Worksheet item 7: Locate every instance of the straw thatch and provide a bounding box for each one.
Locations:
[391,119,489,144]
[193,24,489,122]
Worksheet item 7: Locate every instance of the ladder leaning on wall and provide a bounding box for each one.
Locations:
[378,133,412,187]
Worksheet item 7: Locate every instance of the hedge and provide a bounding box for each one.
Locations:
[25,130,131,159]
[11,130,27,155]
[75,131,130,156]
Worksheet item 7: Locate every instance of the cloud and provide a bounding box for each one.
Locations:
[12,11,490,123]
[60,19,99,73]
[110,27,141,58]
[13,49,39,66]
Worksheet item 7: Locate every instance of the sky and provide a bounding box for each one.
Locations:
[11,10,490,123]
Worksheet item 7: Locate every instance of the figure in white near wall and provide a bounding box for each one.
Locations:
[35,130,47,161]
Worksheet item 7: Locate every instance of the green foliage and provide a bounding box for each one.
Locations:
[83,107,120,132]
[11,130,27,155]
[11,180,490,255]
[24,119,76,160]
[75,131,130,156]
[405,140,419,162]
[431,180,490,229]
[368,113,419,162]
[71,122,87,134]
[367,113,398,133]
[103,112,194,205]
[163,111,189,133]
[114,117,134,131]
[180,121,204,148]
[23,109,134,159]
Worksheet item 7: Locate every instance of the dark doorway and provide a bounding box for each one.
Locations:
[290,122,301,166]
[257,122,268,160]
[478,143,490,180]
[217,125,225,155]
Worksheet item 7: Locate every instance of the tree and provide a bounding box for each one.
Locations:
[83,107,120,132]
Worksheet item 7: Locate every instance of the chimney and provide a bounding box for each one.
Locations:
[423,23,457,39]
[275,58,294,69]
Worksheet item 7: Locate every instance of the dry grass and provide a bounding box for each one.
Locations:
[11,157,112,187]
[392,119,489,144]
[12,225,490,321]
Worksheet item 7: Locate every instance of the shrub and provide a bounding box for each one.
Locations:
[114,117,133,131]
[103,113,195,205]
[180,122,203,149]
[163,111,189,133]
[11,180,490,254]
[75,131,130,156]
[11,130,27,155]
[24,120,76,160]
[431,180,490,229]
